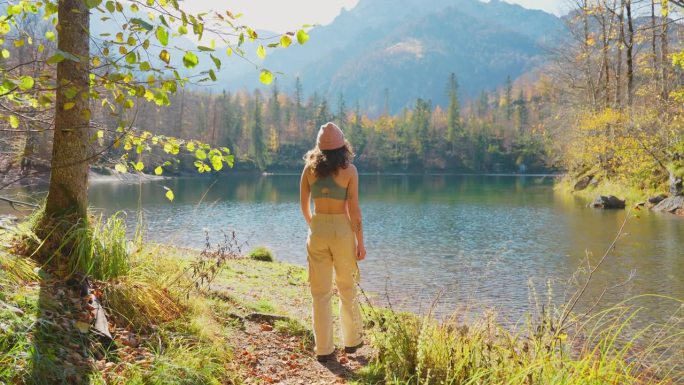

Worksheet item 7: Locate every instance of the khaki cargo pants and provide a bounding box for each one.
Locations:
[307,214,364,355]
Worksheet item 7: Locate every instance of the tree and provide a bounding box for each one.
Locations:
[446,73,461,153]
[0,0,309,258]
[41,0,91,233]
[515,89,528,133]
[268,81,281,152]
[337,93,348,129]
[252,93,268,170]
[349,101,366,156]
[411,98,432,164]
[504,76,513,121]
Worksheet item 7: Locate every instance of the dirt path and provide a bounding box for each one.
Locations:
[215,260,373,384]
[229,318,371,384]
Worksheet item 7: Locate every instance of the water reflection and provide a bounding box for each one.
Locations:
[2,174,682,326]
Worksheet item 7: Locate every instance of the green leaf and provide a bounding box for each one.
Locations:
[7,5,22,15]
[259,70,274,85]
[45,31,56,41]
[1,49,10,59]
[46,50,64,64]
[130,18,153,31]
[198,46,214,52]
[85,0,102,9]
[280,35,292,48]
[139,61,151,71]
[105,1,115,12]
[195,149,207,160]
[63,102,76,111]
[156,27,169,46]
[9,115,19,129]
[209,69,217,81]
[18,76,34,91]
[125,52,136,64]
[114,163,127,173]
[47,50,80,64]
[226,47,233,57]
[133,161,144,171]
[182,52,199,68]
[154,166,163,175]
[256,45,266,59]
[210,54,221,69]
[296,29,309,45]
[211,156,223,171]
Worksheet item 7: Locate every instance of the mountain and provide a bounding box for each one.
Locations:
[219,0,565,114]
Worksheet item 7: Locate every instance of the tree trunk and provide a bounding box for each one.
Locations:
[40,0,91,238]
[651,0,659,92]
[661,1,669,101]
[616,0,624,107]
[601,17,611,107]
[625,0,634,107]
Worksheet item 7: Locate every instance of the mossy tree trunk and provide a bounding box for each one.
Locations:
[37,0,91,252]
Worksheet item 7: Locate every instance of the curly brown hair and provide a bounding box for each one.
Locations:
[304,141,354,179]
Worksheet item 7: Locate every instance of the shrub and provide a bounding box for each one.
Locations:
[248,246,274,262]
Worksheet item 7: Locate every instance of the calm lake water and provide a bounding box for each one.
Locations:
[4,174,683,324]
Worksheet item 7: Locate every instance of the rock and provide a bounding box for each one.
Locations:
[653,195,684,215]
[588,195,626,209]
[648,194,668,205]
[573,175,594,191]
[260,323,273,332]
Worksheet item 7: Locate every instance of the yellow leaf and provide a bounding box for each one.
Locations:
[63,102,76,111]
[165,189,174,201]
[74,321,90,334]
[154,166,163,175]
[256,44,266,59]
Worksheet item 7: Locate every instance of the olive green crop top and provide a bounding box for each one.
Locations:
[311,176,348,200]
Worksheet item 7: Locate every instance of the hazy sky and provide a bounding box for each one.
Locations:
[182,0,567,33]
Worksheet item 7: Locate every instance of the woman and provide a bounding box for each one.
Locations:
[300,122,366,362]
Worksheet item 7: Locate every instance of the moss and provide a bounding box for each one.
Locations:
[247,246,275,262]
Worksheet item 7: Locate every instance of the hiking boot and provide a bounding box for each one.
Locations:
[316,351,336,362]
[344,342,363,354]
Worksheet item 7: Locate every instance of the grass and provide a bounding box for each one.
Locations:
[354,296,683,385]
[2,211,683,385]
[0,216,245,385]
[555,174,665,205]
[248,245,275,262]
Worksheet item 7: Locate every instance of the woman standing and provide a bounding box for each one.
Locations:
[300,122,366,362]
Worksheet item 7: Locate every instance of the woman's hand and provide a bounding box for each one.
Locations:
[356,243,366,261]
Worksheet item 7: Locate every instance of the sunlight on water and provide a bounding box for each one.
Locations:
[4,174,683,325]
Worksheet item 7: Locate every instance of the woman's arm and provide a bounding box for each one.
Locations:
[347,166,366,261]
[300,166,312,226]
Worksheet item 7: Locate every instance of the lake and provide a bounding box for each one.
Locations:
[3,174,683,325]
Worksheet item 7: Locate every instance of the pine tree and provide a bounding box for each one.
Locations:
[252,93,268,170]
[350,101,365,156]
[504,76,513,121]
[516,89,528,133]
[337,93,348,129]
[446,73,462,153]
